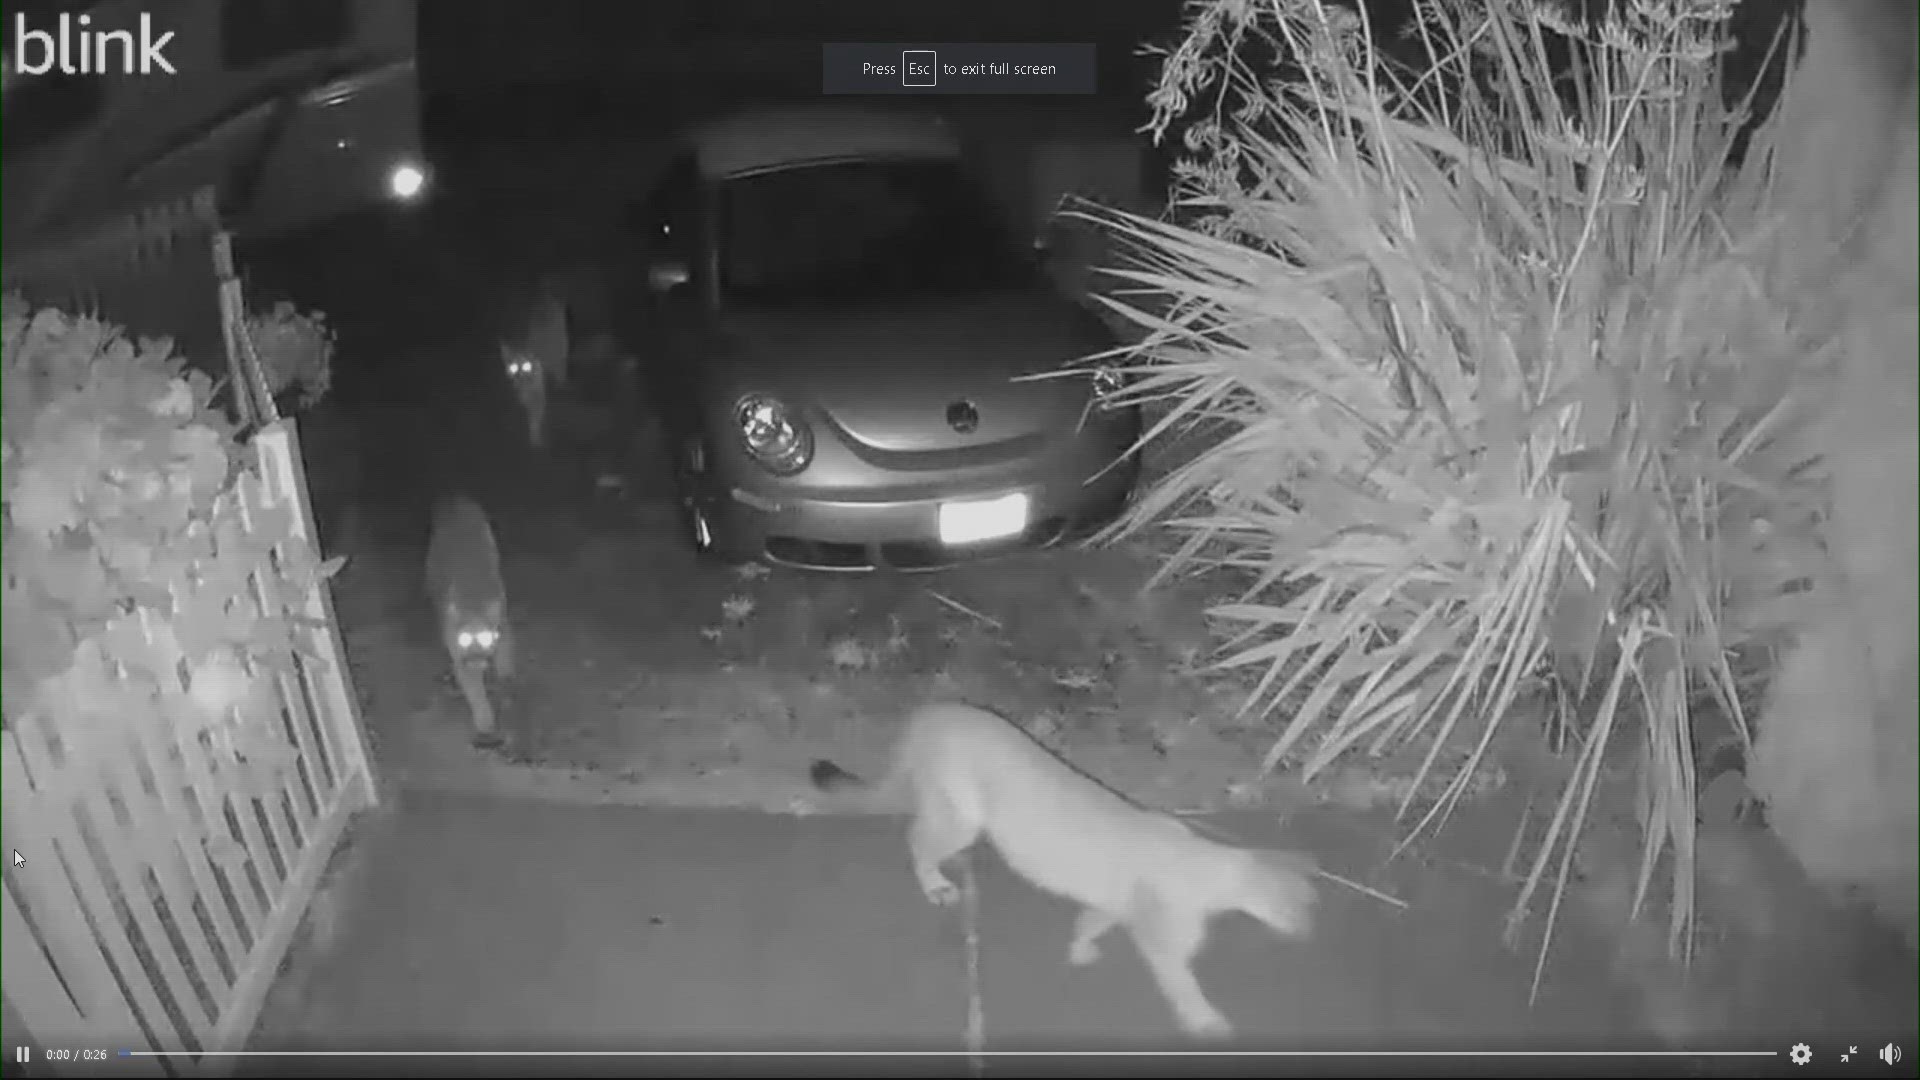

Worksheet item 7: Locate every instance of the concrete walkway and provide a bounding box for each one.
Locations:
[251,792,1659,1063]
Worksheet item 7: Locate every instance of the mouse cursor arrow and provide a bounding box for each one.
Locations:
[11,850,22,868]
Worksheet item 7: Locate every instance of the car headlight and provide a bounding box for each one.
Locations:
[734,394,814,475]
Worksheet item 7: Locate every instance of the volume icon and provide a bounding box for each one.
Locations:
[1881,1043,1902,1065]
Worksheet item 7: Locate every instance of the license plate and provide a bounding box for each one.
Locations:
[938,492,1029,546]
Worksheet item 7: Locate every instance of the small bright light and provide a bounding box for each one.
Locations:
[387,163,426,200]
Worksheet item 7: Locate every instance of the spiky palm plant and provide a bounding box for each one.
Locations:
[1079,0,1824,994]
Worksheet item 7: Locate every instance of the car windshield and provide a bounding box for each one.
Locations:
[718,159,1033,304]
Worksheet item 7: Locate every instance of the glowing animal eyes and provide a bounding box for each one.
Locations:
[456,629,499,650]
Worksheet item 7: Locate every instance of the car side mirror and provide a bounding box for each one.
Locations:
[647,259,691,295]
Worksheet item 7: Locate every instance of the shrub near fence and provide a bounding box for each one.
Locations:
[1,189,375,1072]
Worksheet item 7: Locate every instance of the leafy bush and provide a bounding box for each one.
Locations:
[1088,0,1823,985]
[246,299,335,413]
[2,293,339,793]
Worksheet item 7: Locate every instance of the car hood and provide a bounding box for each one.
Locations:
[711,290,1110,453]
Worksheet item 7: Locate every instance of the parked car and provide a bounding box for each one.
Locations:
[627,105,1143,571]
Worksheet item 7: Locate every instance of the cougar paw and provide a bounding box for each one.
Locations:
[1185,1012,1235,1042]
[1067,938,1103,966]
[924,881,962,908]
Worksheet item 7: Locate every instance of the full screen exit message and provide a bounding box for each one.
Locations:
[823,43,1095,95]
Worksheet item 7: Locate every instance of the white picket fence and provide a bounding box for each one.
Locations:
[1,423,377,1076]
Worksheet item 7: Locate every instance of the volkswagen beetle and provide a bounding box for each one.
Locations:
[628,105,1141,570]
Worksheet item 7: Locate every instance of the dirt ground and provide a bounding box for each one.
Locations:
[329,489,1312,810]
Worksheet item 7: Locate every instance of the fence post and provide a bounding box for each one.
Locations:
[212,229,276,429]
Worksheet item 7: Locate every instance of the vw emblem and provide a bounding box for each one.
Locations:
[946,400,979,434]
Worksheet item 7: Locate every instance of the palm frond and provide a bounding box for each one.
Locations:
[1089,0,1821,989]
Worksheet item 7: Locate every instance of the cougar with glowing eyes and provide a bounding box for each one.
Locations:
[424,494,515,747]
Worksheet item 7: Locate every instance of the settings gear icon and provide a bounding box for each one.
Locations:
[1790,1043,1813,1066]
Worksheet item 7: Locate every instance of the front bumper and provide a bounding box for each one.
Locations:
[703,411,1143,571]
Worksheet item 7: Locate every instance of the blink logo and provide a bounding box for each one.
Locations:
[12,12,178,76]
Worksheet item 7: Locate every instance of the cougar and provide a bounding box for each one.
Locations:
[499,287,571,451]
[810,701,1318,1041]
[423,494,514,747]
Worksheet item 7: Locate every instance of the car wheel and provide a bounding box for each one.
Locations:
[1067,482,1136,543]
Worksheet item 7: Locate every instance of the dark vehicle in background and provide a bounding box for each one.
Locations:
[2,0,427,244]
[630,106,1142,571]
